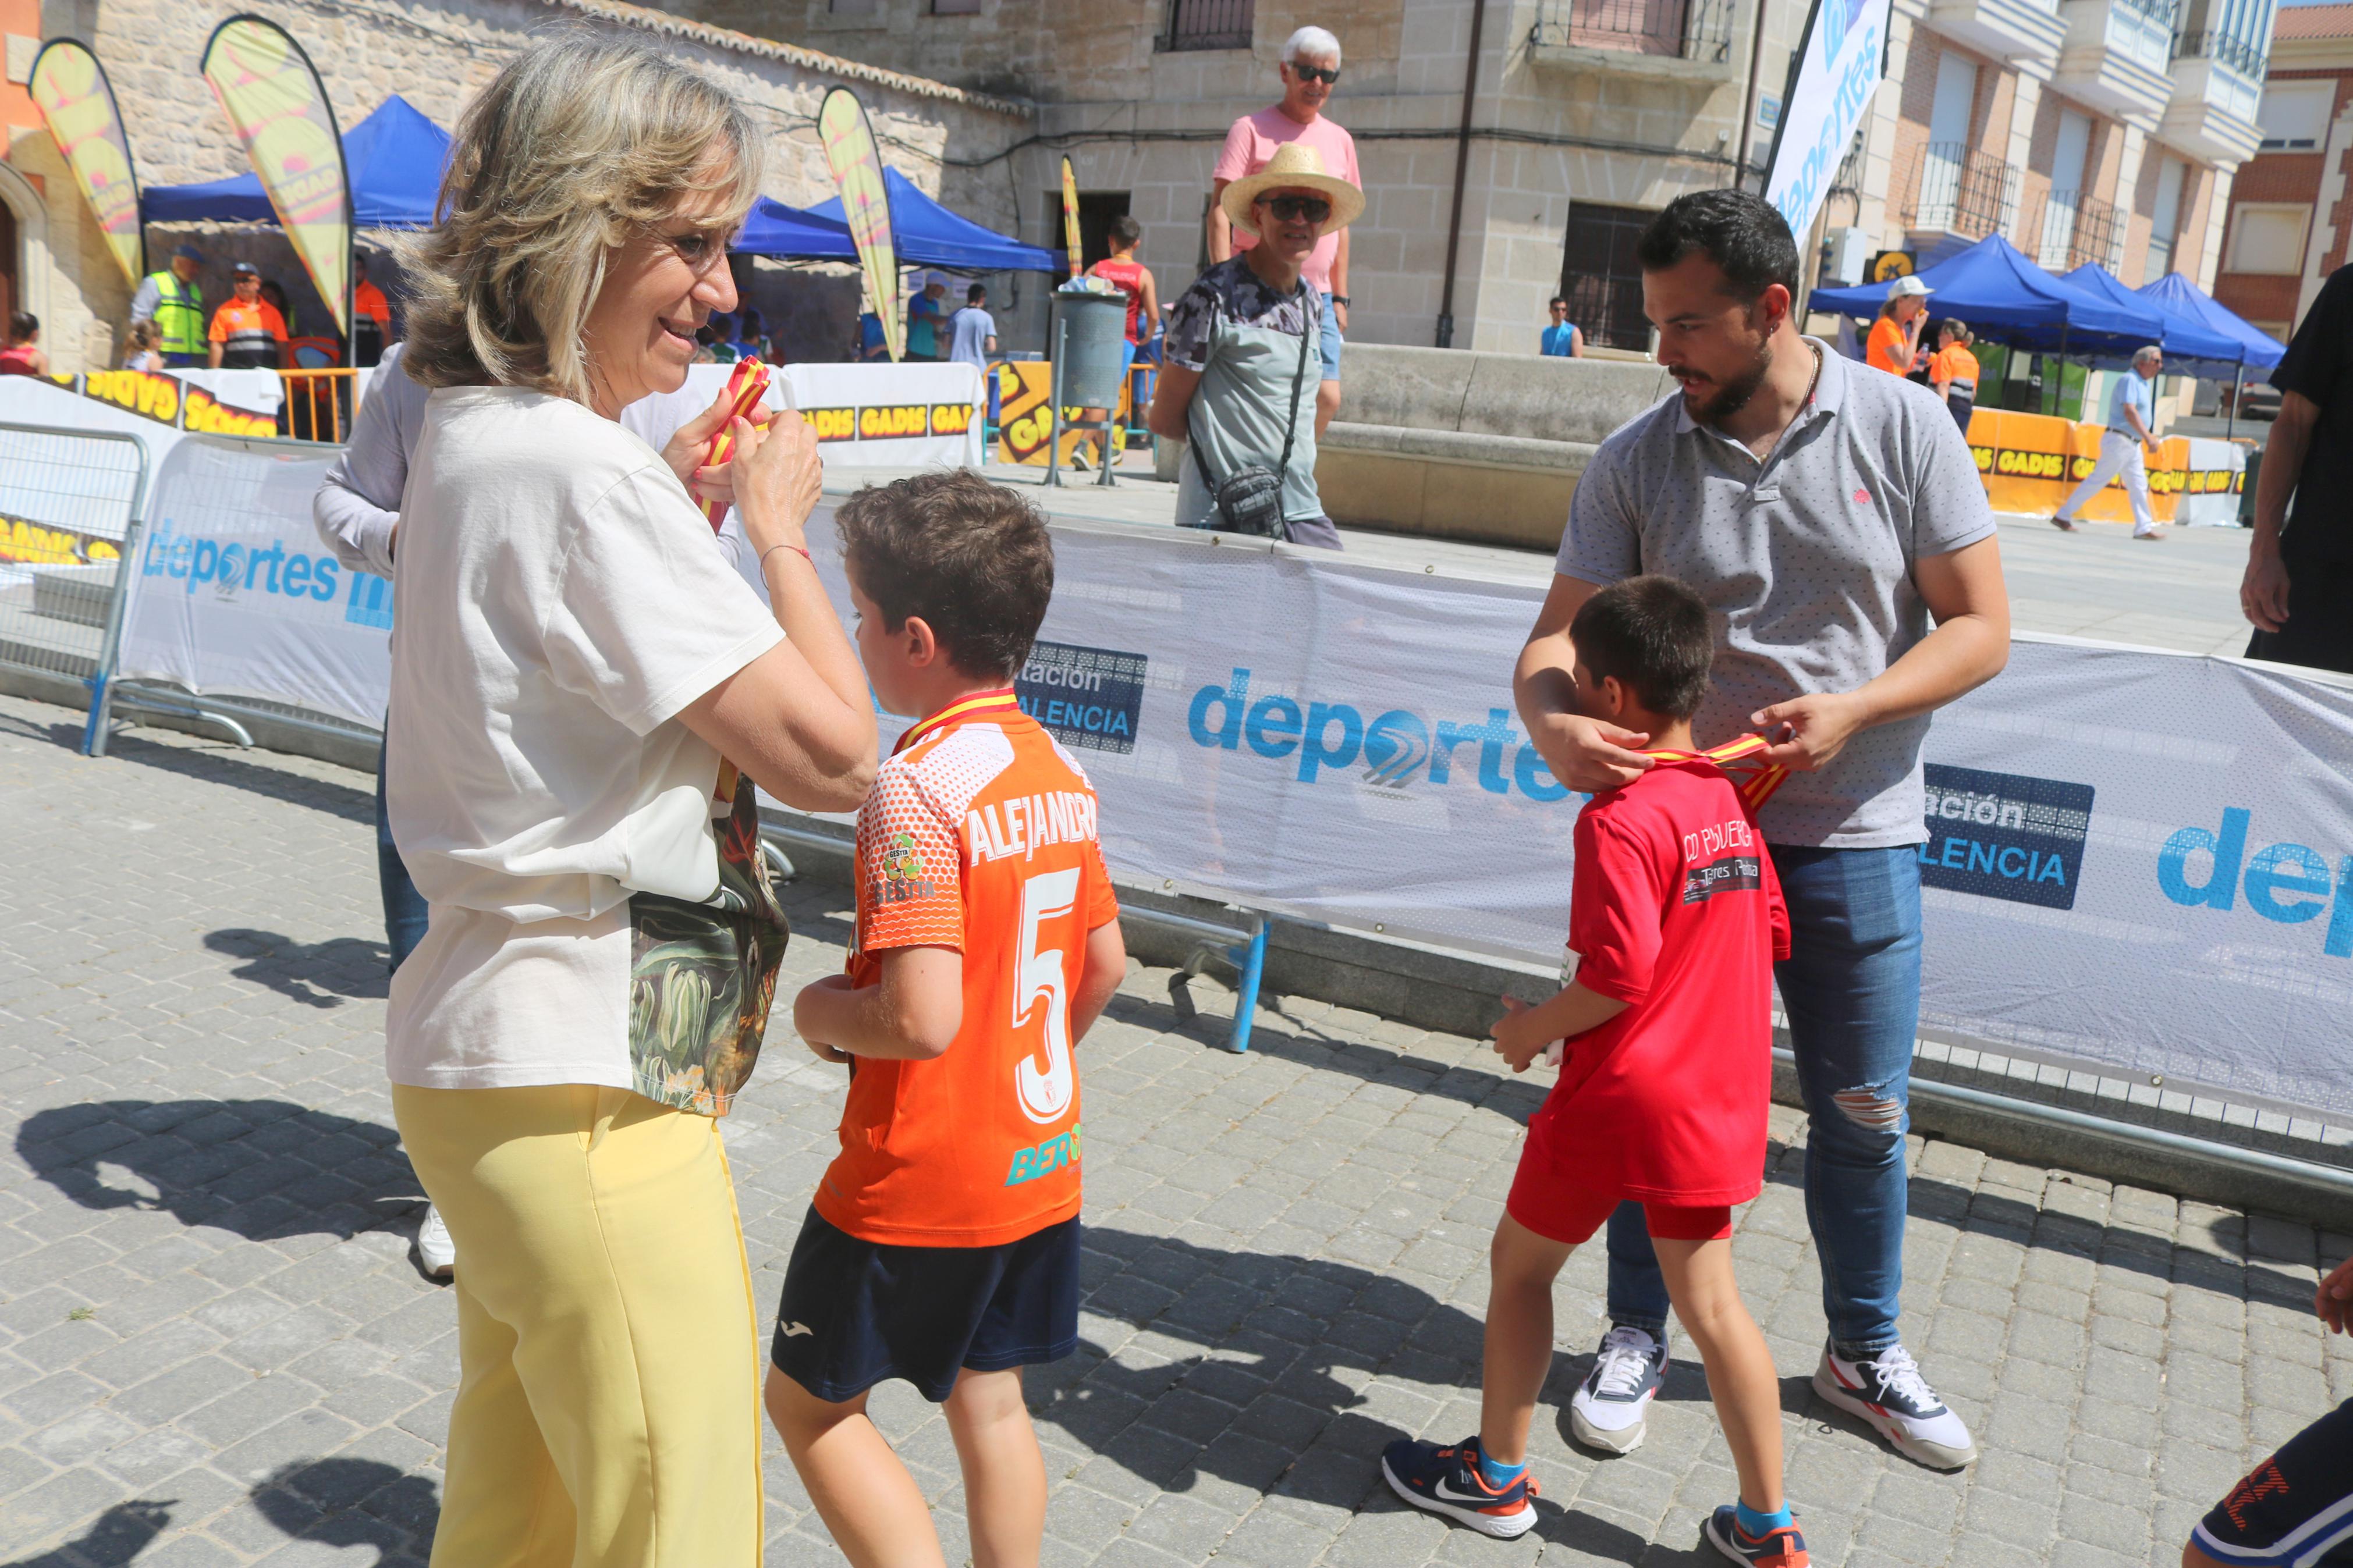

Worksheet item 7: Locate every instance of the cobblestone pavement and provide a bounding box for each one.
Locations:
[0,688,2345,1568]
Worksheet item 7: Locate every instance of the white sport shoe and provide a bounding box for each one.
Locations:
[1568,1325,1666,1455]
[417,1205,456,1281]
[1813,1342,1978,1469]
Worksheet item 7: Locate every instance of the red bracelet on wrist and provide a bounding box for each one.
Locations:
[761,543,812,567]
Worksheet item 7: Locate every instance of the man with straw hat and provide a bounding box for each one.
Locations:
[1148,143,1363,550]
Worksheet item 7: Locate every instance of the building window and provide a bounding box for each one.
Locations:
[1048,190,1133,275]
[2257,80,2333,150]
[1560,201,1655,353]
[2227,203,2309,273]
[1164,0,1253,51]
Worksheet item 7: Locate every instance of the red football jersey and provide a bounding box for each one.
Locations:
[816,692,1120,1247]
[1535,756,1791,1206]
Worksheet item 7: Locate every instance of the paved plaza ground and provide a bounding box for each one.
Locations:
[0,685,2346,1568]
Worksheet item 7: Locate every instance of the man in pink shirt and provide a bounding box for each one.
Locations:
[1211,24,1359,435]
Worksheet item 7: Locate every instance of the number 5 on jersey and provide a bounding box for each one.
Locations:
[1013,867,1082,1124]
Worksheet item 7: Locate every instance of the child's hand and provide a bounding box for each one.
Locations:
[2320,1254,2353,1334]
[793,974,855,1064]
[1489,995,1557,1074]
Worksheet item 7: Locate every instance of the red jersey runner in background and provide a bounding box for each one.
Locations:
[1089,256,1149,344]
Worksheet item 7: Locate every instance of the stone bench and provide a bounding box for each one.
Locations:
[1314,343,1674,550]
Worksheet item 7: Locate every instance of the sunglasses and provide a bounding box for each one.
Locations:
[1261,195,1333,223]
[1290,65,1340,84]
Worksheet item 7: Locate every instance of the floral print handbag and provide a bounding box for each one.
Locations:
[626,762,790,1116]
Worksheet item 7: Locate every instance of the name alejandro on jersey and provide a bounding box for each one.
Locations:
[966,789,1101,866]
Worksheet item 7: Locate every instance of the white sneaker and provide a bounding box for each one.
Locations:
[1568,1325,1666,1454]
[1813,1342,1978,1469]
[417,1205,456,1280]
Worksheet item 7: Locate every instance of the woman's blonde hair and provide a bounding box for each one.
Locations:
[400,31,763,406]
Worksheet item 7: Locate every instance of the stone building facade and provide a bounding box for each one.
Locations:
[670,0,1817,356]
[1829,0,2271,298]
[0,0,1026,375]
[2212,2,2353,344]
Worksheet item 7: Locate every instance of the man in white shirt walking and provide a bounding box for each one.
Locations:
[2054,346,2166,539]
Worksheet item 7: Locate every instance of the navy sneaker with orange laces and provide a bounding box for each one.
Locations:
[1705,1505,1811,1566]
[1379,1435,1538,1538]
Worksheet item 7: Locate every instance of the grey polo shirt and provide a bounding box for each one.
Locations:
[1558,338,1997,849]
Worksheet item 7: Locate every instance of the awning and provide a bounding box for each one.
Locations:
[2060,264,2245,372]
[1808,234,2164,354]
[798,166,1058,273]
[730,195,857,261]
[2135,272,2288,381]
[143,95,450,231]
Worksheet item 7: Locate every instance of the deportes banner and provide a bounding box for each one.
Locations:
[1762,0,1893,244]
[1062,157,1083,280]
[201,16,352,337]
[819,88,902,364]
[115,435,384,727]
[27,40,144,287]
[86,438,2353,1123]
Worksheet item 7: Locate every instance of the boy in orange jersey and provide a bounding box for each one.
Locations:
[766,470,1127,1568]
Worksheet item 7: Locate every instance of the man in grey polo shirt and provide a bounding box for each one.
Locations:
[1513,190,2011,1471]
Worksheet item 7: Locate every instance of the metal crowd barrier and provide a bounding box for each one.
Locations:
[279,367,364,443]
[0,422,149,749]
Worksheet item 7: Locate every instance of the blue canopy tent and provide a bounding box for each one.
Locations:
[1809,234,2165,354]
[2136,272,2287,381]
[2059,264,2244,371]
[730,195,857,260]
[793,167,1058,273]
[142,95,451,229]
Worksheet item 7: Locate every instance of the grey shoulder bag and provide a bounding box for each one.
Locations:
[1191,295,1315,538]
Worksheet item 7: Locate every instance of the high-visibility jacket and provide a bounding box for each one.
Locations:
[139,271,207,357]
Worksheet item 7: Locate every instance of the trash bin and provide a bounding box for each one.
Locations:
[1052,290,1130,410]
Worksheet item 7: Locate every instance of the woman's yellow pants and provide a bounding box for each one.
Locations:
[392,1084,763,1567]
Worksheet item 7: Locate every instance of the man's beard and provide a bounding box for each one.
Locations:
[1680,338,1774,423]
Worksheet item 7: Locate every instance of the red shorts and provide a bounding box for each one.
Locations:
[1506,1121,1734,1245]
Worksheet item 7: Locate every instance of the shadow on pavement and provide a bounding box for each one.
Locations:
[0,1500,173,1567]
[0,704,375,826]
[15,1098,421,1243]
[251,1459,438,1565]
[204,926,391,1007]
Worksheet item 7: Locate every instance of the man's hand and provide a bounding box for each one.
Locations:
[1489,996,1557,1075]
[1752,691,1869,772]
[1528,709,1653,793]
[793,974,854,1065]
[733,411,824,559]
[2242,547,2291,635]
[2320,1253,2353,1334]
[660,378,773,513]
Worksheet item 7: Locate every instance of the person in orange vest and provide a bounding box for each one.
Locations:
[207,263,289,369]
[1074,214,1159,471]
[353,253,394,366]
[1865,275,1930,377]
[1927,319,1978,435]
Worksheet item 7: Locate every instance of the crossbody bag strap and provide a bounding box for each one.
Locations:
[1271,287,1315,486]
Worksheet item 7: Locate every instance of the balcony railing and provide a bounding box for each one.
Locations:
[1162,0,1253,52]
[2174,27,2265,76]
[1903,141,2021,239]
[2031,190,2127,272]
[2113,0,2180,27]
[1530,0,1737,62]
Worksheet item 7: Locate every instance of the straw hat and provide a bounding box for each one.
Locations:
[1221,142,1365,239]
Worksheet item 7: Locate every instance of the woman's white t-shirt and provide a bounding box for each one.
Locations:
[384,386,784,1093]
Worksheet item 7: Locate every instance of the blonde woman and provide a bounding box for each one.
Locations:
[385,34,876,1565]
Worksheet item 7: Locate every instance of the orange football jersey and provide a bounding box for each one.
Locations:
[815,692,1120,1247]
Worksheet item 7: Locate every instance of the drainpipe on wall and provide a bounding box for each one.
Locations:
[1734,0,1773,189]
[1435,0,1488,349]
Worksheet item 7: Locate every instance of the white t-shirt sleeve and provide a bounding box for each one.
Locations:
[541,464,784,736]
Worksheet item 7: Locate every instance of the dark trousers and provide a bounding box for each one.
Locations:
[376,744,428,973]
[2245,563,2353,675]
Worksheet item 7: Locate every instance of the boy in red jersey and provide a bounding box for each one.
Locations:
[1384,576,1806,1567]
[766,472,1127,1568]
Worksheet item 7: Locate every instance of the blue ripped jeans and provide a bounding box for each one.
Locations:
[1605,844,1922,1359]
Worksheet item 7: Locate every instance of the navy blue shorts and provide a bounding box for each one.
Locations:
[2194,1398,2353,1564]
[769,1207,1080,1404]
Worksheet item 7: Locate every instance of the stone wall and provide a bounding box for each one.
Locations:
[4,0,1031,373]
